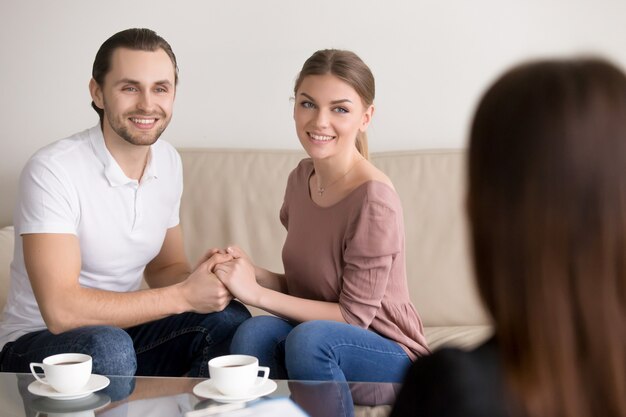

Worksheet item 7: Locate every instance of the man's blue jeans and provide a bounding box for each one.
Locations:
[0,301,250,378]
[230,316,412,382]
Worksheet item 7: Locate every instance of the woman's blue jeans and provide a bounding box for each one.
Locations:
[230,316,412,382]
[0,301,250,379]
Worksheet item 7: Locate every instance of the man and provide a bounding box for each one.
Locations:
[0,28,250,377]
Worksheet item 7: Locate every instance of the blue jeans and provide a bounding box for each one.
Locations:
[230,317,412,382]
[0,301,250,378]
[288,380,400,417]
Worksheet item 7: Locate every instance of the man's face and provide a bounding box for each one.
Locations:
[90,47,176,146]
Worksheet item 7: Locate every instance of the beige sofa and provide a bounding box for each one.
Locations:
[0,148,491,350]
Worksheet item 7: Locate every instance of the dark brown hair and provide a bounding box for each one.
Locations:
[91,28,178,121]
[468,58,626,417]
[294,49,375,159]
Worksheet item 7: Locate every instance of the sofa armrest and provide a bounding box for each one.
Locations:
[0,226,14,310]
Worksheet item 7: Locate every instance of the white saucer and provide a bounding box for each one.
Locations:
[27,374,110,400]
[193,377,277,403]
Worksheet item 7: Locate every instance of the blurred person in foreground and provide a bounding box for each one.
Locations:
[391,57,626,417]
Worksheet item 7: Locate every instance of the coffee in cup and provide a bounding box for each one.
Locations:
[208,354,269,397]
[30,353,92,393]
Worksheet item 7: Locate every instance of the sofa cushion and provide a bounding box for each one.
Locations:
[179,149,303,273]
[371,151,490,327]
[424,325,493,350]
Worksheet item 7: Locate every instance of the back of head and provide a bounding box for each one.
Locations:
[468,58,626,417]
[90,28,178,121]
[294,49,375,159]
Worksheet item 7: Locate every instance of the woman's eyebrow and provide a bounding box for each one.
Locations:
[299,92,352,105]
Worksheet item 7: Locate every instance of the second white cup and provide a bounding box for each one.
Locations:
[208,354,269,397]
[29,353,92,394]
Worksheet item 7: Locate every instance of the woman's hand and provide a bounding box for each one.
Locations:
[224,245,252,262]
[213,256,262,306]
[193,247,228,270]
[226,245,289,293]
[194,245,253,271]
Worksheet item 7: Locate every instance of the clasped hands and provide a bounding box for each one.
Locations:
[183,245,260,312]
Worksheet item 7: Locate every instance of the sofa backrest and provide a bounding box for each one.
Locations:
[179,149,490,327]
[0,149,490,329]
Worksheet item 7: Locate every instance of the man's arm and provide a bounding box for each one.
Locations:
[143,225,191,287]
[144,225,236,312]
[24,230,232,334]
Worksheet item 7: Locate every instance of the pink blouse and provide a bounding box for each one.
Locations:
[280,159,429,360]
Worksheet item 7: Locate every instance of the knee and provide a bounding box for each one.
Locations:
[285,321,338,380]
[218,301,252,328]
[236,315,280,337]
[231,316,285,352]
[285,320,332,355]
[198,301,251,343]
[73,326,136,376]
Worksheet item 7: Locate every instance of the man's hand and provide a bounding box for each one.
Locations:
[178,252,234,313]
[193,247,227,270]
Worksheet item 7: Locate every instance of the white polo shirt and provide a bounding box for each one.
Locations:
[0,125,183,349]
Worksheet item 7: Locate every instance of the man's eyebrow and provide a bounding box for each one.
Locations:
[114,78,173,86]
[114,78,140,86]
[299,92,353,105]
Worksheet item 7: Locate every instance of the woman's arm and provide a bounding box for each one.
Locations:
[213,256,345,323]
[254,267,288,293]
[225,246,288,293]
[196,245,287,293]
[258,286,344,322]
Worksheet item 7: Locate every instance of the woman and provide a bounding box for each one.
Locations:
[391,58,626,416]
[210,49,429,382]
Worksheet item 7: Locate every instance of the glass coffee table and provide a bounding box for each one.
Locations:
[0,372,399,417]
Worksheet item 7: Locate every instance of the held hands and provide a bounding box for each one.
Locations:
[179,252,234,313]
[224,245,254,264]
[193,247,228,270]
[212,246,263,306]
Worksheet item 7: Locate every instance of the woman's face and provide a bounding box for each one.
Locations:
[294,74,373,161]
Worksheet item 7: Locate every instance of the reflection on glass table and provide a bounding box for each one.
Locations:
[1,372,399,417]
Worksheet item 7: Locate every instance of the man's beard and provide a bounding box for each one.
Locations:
[104,106,170,146]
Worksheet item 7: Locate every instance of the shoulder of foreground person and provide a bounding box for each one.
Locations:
[390,339,510,417]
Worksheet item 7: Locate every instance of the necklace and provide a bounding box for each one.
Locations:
[316,157,365,197]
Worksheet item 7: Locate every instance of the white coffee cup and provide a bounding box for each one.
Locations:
[30,353,92,394]
[208,354,270,397]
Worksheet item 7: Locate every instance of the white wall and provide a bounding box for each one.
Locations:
[2,0,626,226]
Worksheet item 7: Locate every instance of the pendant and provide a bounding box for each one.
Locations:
[317,187,325,196]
